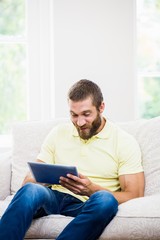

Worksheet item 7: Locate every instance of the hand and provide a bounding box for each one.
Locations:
[59,173,96,197]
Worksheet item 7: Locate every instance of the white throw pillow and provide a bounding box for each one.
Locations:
[11,119,67,194]
[0,151,11,199]
[119,116,160,196]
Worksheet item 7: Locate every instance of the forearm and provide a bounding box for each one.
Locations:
[59,172,144,204]
[88,172,145,204]
[22,172,36,186]
[88,184,143,205]
[111,191,143,204]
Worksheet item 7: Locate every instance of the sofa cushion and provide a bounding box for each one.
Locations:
[1,194,160,240]
[117,194,160,217]
[100,217,160,240]
[100,195,160,240]
[0,196,13,217]
[0,151,11,199]
[118,116,160,196]
[25,215,73,239]
[26,195,160,239]
[11,120,66,194]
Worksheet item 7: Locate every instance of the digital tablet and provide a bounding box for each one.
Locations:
[27,162,78,185]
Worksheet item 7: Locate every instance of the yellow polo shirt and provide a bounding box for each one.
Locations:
[37,120,143,202]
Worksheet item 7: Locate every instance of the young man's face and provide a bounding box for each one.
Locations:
[69,97,104,140]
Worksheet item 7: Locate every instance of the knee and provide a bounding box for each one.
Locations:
[14,183,50,208]
[21,182,39,194]
[90,190,118,217]
[22,182,36,189]
[17,182,46,200]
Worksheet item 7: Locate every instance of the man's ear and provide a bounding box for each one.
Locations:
[99,101,105,113]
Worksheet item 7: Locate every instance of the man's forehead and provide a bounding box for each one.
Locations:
[69,97,93,105]
[69,98,95,113]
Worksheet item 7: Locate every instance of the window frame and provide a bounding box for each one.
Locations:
[27,0,55,121]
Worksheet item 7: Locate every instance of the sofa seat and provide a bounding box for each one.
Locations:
[1,194,160,239]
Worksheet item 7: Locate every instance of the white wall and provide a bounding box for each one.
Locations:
[53,0,137,122]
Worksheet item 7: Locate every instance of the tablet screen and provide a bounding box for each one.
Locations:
[28,162,78,184]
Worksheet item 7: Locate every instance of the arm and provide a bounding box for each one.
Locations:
[59,171,145,205]
[22,159,45,186]
[113,172,145,204]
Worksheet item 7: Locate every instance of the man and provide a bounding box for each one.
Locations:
[0,79,144,240]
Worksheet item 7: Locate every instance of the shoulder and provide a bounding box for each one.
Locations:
[107,120,140,150]
[39,122,74,150]
[47,122,74,138]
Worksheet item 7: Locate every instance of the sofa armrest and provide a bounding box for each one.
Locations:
[0,151,11,200]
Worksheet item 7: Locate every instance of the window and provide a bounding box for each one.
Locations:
[0,0,54,148]
[137,0,160,118]
[0,0,27,134]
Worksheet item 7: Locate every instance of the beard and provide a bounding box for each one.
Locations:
[74,113,102,140]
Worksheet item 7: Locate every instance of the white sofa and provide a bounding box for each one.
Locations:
[1,117,160,240]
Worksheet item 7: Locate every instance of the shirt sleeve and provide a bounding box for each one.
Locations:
[37,126,58,164]
[118,130,143,176]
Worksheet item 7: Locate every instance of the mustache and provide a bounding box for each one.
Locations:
[75,124,89,130]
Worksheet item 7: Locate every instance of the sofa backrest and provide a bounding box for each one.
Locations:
[11,117,160,196]
[11,119,67,194]
[119,117,160,196]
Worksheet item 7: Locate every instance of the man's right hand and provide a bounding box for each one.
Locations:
[22,159,45,186]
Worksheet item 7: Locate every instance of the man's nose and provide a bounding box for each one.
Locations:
[77,117,86,127]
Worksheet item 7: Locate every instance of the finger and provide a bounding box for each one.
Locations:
[59,176,79,188]
[59,179,81,194]
[66,174,83,182]
[60,176,84,190]
[60,176,76,183]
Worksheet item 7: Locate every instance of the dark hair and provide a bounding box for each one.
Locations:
[68,79,104,110]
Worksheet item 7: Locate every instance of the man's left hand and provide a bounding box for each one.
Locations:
[59,173,97,197]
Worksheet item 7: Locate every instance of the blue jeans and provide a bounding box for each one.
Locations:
[0,183,118,240]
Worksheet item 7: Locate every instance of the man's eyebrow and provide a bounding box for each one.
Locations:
[82,110,91,113]
[70,110,91,115]
[70,111,78,115]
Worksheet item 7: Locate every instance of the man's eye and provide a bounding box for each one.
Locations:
[71,113,77,117]
[84,113,90,117]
